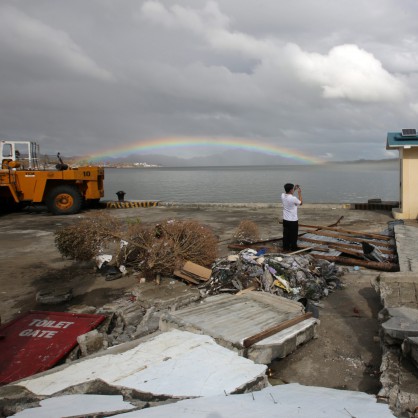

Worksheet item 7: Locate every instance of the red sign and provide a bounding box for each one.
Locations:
[0,311,106,385]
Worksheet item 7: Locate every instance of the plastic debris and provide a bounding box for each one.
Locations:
[95,254,113,269]
[203,249,344,302]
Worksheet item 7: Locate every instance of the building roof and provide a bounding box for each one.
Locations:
[387,132,418,149]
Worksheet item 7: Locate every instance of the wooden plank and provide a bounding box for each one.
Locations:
[182,261,212,281]
[288,246,320,255]
[310,254,399,272]
[243,312,313,348]
[298,223,392,241]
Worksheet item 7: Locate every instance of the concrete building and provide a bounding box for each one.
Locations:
[387,130,418,219]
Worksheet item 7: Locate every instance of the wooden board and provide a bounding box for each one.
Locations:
[173,261,212,284]
[182,261,211,281]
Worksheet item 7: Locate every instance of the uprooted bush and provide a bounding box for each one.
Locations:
[54,213,121,260]
[55,215,218,279]
[118,219,218,279]
[232,220,260,244]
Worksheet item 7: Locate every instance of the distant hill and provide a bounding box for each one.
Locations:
[69,150,398,167]
[74,149,313,167]
[324,158,397,165]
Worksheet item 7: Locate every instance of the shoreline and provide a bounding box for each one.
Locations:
[102,200,399,211]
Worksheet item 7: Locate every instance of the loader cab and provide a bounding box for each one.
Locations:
[1,141,39,170]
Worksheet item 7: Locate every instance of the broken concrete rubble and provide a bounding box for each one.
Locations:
[76,329,106,357]
[380,306,418,344]
[374,271,418,416]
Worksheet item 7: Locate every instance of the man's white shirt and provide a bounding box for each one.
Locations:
[281,193,301,221]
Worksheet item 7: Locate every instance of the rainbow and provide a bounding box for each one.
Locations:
[82,137,324,164]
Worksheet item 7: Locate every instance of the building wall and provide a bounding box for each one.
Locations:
[393,147,418,219]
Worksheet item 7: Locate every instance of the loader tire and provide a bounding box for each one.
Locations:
[46,185,83,215]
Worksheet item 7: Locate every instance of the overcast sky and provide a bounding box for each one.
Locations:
[1,0,418,162]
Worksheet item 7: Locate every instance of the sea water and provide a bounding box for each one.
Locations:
[103,161,399,203]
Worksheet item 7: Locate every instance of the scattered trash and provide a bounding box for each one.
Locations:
[99,262,123,281]
[202,249,344,303]
[96,254,113,269]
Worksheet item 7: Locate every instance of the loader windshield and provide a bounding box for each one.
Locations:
[1,141,39,170]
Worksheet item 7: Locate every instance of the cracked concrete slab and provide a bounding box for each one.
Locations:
[109,383,396,418]
[9,394,135,418]
[160,293,318,364]
[15,330,268,398]
[381,306,418,342]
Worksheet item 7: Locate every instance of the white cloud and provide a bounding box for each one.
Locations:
[285,43,405,102]
[0,5,113,81]
[141,1,405,104]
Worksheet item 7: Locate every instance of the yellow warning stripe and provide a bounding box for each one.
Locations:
[106,201,159,209]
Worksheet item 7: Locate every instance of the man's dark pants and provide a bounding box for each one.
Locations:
[283,219,299,251]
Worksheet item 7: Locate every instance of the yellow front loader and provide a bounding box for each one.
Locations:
[0,140,104,215]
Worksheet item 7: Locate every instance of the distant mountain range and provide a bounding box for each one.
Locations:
[72,149,397,167]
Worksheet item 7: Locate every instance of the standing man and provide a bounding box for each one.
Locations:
[281,183,303,252]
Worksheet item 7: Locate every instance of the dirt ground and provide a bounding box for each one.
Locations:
[0,203,405,394]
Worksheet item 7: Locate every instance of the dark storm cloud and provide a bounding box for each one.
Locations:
[0,0,417,160]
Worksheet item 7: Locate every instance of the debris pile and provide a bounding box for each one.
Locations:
[228,220,399,272]
[203,249,344,301]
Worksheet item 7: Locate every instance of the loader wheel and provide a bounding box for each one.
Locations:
[46,185,83,215]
